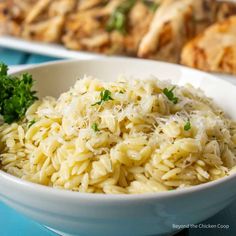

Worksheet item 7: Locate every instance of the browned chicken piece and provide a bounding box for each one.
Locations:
[216,1,236,22]
[192,0,217,33]
[181,15,236,75]
[0,0,38,36]
[25,0,52,24]
[63,0,157,54]
[22,15,65,43]
[78,0,107,11]
[25,0,76,23]
[22,0,77,43]
[62,0,124,53]
[48,0,77,17]
[124,1,155,55]
[138,0,196,63]
[137,0,226,63]
[0,2,8,34]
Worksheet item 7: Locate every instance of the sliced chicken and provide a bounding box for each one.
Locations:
[25,0,52,24]
[138,0,195,62]
[62,0,123,53]
[137,0,222,62]
[22,0,77,42]
[0,0,38,36]
[124,1,154,55]
[63,0,156,54]
[22,15,65,43]
[181,15,236,75]
[78,0,107,11]
[0,2,8,34]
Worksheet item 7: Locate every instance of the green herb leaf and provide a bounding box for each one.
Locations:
[106,0,136,34]
[28,119,36,128]
[91,123,100,132]
[0,63,38,124]
[0,63,8,76]
[142,0,159,12]
[163,86,178,104]
[92,89,113,106]
[184,119,191,131]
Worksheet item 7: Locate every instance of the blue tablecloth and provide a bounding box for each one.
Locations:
[0,47,236,236]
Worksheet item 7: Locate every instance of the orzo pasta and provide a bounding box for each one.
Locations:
[1,76,236,194]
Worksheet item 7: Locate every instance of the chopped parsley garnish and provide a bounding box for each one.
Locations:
[184,119,191,131]
[91,123,100,132]
[28,119,36,128]
[106,0,136,34]
[163,86,178,104]
[142,0,159,12]
[92,89,113,106]
[0,63,38,124]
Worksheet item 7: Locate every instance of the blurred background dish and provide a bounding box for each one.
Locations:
[0,0,236,75]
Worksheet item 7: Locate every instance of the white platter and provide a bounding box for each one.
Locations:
[1,35,236,85]
[0,35,103,59]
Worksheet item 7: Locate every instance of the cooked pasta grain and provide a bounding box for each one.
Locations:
[1,76,236,194]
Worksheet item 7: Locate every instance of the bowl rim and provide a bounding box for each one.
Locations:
[1,57,236,201]
[1,169,236,201]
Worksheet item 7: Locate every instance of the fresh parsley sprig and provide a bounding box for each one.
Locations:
[0,63,8,76]
[0,63,38,124]
[92,89,113,106]
[163,86,178,104]
[184,119,191,131]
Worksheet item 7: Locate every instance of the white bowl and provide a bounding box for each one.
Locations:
[1,58,236,236]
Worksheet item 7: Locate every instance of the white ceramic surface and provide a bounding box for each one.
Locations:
[1,59,236,236]
[0,36,103,59]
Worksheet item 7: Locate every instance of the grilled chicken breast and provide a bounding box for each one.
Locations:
[181,15,236,75]
[62,0,155,54]
[22,0,76,43]
[0,0,38,36]
[137,0,219,63]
